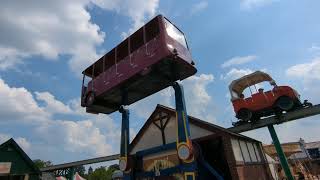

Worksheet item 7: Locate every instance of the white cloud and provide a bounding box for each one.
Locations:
[191,1,208,15]
[286,58,320,103]
[0,0,105,73]
[0,133,31,153]
[221,55,257,68]
[286,58,320,81]
[220,68,254,81]
[0,78,49,123]
[0,133,11,143]
[130,74,216,123]
[0,77,119,159]
[183,74,215,119]
[35,92,73,114]
[0,0,160,73]
[308,44,320,53]
[243,117,320,144]
[16,137,31,152]
[94,0,160,38]
[35,118,115,156]
[240,0,277,10]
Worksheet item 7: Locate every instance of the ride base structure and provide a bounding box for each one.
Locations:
[117,82,223,180]
[41,15,320,179]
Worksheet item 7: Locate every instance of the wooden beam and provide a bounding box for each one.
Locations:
[41,154,120,172]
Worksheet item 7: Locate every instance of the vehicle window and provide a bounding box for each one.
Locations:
[145,17,160,42]
[164,18,188,49]
[130,27,144,53]
[104,49,116,70]
[117,39,129,62]
[84,75,92,86]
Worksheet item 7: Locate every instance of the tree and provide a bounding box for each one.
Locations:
[88,166,93,175]
[75,165,86,176]
[87,166,108,180]
[87,165,118,180]
[33,159,52,169]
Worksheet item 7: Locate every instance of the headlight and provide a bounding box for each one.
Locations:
[178,144,192,161]
[119,159,127,171]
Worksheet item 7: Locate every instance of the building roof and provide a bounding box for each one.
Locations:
[0,138,40,173]
[129,104,260,152]
[305,141,320,149]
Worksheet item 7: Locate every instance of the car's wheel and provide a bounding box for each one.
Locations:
[276,96,294,111]
[86,92,95,106]
[237,109,252,122]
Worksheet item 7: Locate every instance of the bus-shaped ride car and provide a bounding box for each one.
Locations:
[81,15,197,114]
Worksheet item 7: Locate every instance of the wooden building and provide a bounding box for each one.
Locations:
[129,104,273,179]
[0,138,40,180]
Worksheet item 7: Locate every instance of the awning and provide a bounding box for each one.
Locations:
[229,71,274,100]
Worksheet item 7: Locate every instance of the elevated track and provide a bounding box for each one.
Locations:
[228,104,320,133]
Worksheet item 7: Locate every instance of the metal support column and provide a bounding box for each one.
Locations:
[119,90,132,180]
[68,167,75,180]
[173,82,196,180]
[267,125,294,180]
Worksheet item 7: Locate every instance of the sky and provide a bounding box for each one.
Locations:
[0,0,320,167]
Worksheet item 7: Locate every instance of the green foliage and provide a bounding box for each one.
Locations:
[33,159,52,168]
[86,164,119,180]
[75,165,86,176]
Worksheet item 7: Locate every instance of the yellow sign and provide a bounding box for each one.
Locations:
[0,162,11,174]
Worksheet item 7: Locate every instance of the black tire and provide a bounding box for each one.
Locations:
[86,92,95,106]
[237,109,252,122]
[276,96,294,111]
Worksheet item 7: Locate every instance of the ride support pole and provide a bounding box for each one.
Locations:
[173,82,196,180]
[68,167,75,180]
[119,90,132,180]
[267,125,294,180]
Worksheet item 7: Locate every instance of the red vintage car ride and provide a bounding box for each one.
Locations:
[230,71,302,122]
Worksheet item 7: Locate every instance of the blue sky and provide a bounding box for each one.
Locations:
[0,0,320,166]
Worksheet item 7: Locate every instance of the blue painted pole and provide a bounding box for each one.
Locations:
[173,82,196,180]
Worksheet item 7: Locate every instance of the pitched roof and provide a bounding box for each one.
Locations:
[129,104,260,152]
[0,138,40,173]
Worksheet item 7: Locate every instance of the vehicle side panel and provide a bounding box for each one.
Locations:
[232,86,298,114]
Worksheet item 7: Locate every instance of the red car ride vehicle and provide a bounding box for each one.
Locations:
[229,71,302,122]
[81,15,197,114]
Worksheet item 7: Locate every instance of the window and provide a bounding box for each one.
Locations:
[104,49,116,70]
[239,140,251,163]
[164,18,188,49]
[232,138,264,164]
[308,148,320,159]
[130,27,144,53]
[145,17,160,42]
[231,139,244,162]
[117,39,129,62]
[247,142,258,162]
[253,143,262,162]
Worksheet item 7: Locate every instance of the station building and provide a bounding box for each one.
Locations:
[129,104,273,179]
[0,138,40,180]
